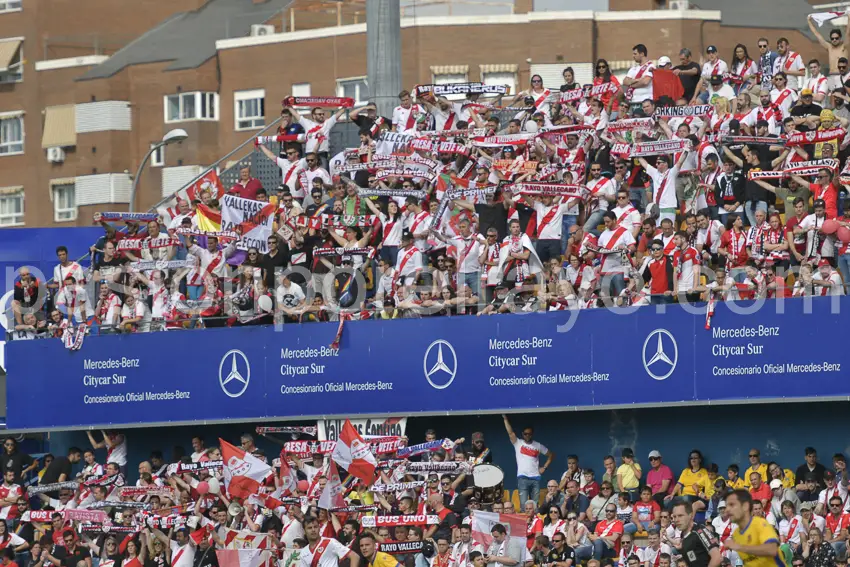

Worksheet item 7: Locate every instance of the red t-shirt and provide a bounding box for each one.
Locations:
[634,500,661,523]
[595,519,624,554]
[750,484,772,503]
[720,230,748,267]
[230,178,264,200]
[811,182,838,219]
[785,215,807,255]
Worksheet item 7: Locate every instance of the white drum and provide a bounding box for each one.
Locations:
[472,464,505,504]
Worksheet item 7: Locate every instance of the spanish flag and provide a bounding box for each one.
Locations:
[195,203,222,232]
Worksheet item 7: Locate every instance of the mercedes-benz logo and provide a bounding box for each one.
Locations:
[423,339,457,390]
[642,329,678,381]
[219,349,250,397]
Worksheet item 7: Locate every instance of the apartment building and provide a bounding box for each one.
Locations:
[0,0,828,227]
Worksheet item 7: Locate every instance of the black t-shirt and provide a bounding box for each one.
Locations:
[146,552,169,567]
[679,525,718,567]
[57,545,89,567]
[12,281,42,311]
[1,451,33,485]
[743,162,770,202]
[193,547,218,567]
[94,257,128,282]
[261,247,291,291]
[475,203,509,241]
[432,509,459,541]
[352,115,376,132]
[546,546,577,566]
[673,62,701,101]
[40,456,72,485]
[790,104,824,131]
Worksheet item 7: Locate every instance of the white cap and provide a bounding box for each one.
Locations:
[718,500,726,508]
[657,56,672,67]
[769,479,783,490]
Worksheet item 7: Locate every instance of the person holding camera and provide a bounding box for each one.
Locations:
[484,524,523,567]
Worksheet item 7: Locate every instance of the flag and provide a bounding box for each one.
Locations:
[811,10,846,27]
[318,460,345,510]
[219,438,273,500]
[222,528,270,550]
[157,169,225,225]
[331,419,377,481]
[278,454,299,497]
[652,68,684,102]
[195,203,222,232]
[247,493,284,511]
[190,526,213,546]
[216,549,275,567]
[471,511,526,553]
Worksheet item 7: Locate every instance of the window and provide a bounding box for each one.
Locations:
[0,40,22,83]
[150,143,164,167]
[164,92,219,123]
[0,0,22,12]
[337,77,369,105]
[234,89,265,131]
[0,190,23,226]
[292,83,311,97]
[432,66,469,101]
[483,72,517,98]
[0,113,23,154]
[53,183,76,222]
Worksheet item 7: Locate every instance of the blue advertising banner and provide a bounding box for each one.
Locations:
[5,296,848,432]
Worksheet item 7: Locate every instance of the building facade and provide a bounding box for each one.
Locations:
[0,0,830,228]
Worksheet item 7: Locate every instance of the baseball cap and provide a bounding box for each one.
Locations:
[657,56,672,67]
[710,74,723,85]
[648,450,662,459]
[805,472,818,482]
[814,199,826,208]
[801,88,814,97]
[769,479,783,490]
[706,45,718,53]
[718,500,727,509]
[472,432,484,442]
[826,470,837,479]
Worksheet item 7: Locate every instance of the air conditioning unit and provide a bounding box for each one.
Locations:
[47,147,65,163]
[669,0,690,9]
[250,24,275,36]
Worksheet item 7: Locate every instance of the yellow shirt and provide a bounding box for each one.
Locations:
[780,469,796,489]
[727,477,747,490]
[617,463,642,490]
[702,475,720,499]
[744,464,768,488]
[731,516,787,567]
[678,468,708,496]
[369,552,401,567]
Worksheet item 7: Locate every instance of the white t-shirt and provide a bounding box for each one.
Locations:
[512,439,549,479]
[449,235,484,274]
[298,537,351,567]
[169,541,195,567]
[778,515,806,545]
[706,84,736,103]
[598,228,637,275]
[799,214,834,258]
[646,165,680,210]
[276,282,306,309]
[626,63,654,103]
[586,177,617,214]
[773,52,805,90]
[280,517,304,548]
[275,157,306,198]
[56,285,94,320]
[815,270,844,296]
[533,201,570,240]
[701,59,729,79]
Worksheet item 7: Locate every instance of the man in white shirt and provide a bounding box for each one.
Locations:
[394,231,425,289]
[611,188,642,238]
[404,198,433,252]
[392,90,424,132]
[276,272,306,320]
[623,44,654,109]
[503,415,555,508]
[299,515,360,567]
[596,211,637,300]
[814,259,845,296]
[257,143,306,200]
[770,73,798,119]
[289,106,345,165]
[672,230,701,298]
[56,275,93,325]
[433,218,485,296]
[693,45,729,103]
[530,195,571,263]
[52,246,85,293]
[155,528,195,567]
[638,151,689,224]
[584,164,620,236]
[743,90,781,136]
[773,38,806,90]
[805,59,830,104]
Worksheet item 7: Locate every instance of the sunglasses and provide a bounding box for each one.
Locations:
[749,454,759,457]
[759,44,768,48]
[590,169,601,173]
[651,247,663,252]
[606,509,616,513]
[532,79,542,84]
[597,64,608,69]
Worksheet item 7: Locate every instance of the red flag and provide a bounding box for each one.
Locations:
[186,170,225,202]
[652,68,685,102]
[220,438,273,500]
[278,453,299,497]
[331,419,377,481]
[318,460,345,510]
[216,549,274,567]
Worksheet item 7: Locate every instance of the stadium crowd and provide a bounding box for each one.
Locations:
[8,15,850,338]
[0,420,847,567]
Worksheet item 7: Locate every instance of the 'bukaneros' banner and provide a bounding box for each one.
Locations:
[220,195,275,254]
[318,417,407,442]
[7,298,850,431]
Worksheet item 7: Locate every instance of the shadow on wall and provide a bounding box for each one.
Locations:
[46,401,850,485]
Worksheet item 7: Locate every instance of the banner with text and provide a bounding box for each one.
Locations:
[6,298,850,431]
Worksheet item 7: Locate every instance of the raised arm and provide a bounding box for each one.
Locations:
[502,414,517,444]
